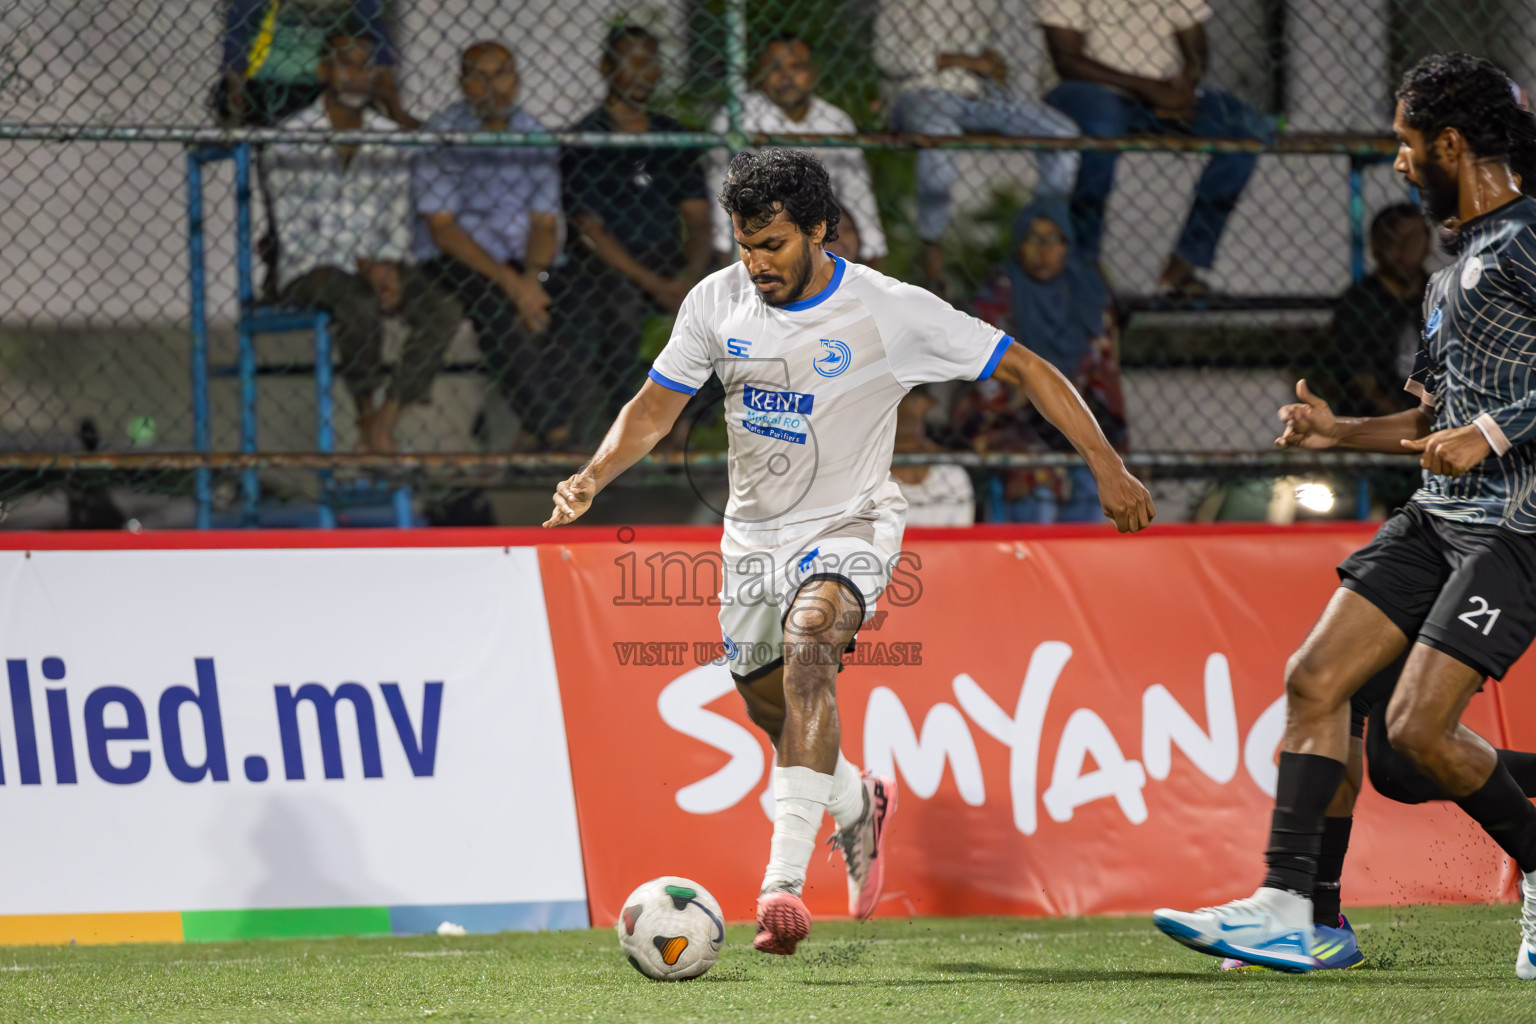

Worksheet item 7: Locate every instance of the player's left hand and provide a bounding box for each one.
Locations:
[1400,424,1492,477]
[544,472,596,527]
[1094,462,1156,533]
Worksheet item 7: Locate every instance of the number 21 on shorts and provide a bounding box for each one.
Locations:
[1458,595,1501,636]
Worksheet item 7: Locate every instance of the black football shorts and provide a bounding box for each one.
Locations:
[1337,503,1536,680]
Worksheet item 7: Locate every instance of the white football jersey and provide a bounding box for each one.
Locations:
[649,254,1012,562]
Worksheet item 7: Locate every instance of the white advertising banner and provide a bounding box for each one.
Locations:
[0,546,586,926]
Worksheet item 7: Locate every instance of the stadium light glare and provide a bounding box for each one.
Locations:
[1295,482,1335,514]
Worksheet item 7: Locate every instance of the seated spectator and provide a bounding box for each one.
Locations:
[874,0,1080,293]
[219,2,418,298]
[265,29,459,453]
[414,42,567,450]
[958,198,1126,522]
[892,388,976,527]
[1329,204,1429,417]
[1040,0,1274,296]
[217,0,415,128]
[707,33,887,269]
[561,24,712,443]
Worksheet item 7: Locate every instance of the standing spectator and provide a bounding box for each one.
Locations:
[561,24,713,443]
[892,388,976,527]
[265,30,459,453]
[874,0,1081,293]
[707,33,887,268]
[958,198,1125,522]
[1040,0,1274,296]
[1330,204,1430,417]
[414,42,568,450]
[217,1,415,128]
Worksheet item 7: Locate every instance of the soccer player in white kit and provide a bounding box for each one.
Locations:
[546,149,1155,953]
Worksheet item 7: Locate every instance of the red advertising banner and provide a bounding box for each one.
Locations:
[540,525,1522,927]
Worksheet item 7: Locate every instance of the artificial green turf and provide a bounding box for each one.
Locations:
[0,905,1524,1023]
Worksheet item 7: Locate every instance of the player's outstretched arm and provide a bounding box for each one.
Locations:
[1276,378,1435,453]
[544,380,692,527]
[989,342,1155,533]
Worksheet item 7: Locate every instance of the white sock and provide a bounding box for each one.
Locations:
[826,753,865,832]
[761,765,832,895]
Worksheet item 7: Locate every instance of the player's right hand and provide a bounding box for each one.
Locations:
[1275,379,1337,449]
[1095,463,1156,533]
[544,472,596,527]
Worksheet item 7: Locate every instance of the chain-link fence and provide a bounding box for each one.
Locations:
[2,0,1531,528]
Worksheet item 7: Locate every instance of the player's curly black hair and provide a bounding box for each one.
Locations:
[1397,52,1536,175]
[717,148,840,244]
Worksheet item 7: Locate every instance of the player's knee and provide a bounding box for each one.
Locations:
[739,698,783,740]
[1283,652,1349,713]
[779,640,842,681]
[1384,708,1444,771]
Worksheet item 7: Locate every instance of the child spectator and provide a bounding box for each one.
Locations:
[957,198,1126,522]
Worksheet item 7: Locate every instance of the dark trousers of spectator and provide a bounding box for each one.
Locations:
[559,252,648,446]
[420,256,570,440]
[282,265,460,407]
[1044,81,1275,268]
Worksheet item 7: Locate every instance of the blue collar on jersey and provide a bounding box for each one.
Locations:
[779,253,845,312]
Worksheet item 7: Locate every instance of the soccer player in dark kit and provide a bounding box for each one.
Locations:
[1153,52,1536,979]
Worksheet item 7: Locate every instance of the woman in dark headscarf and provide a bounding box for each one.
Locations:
[953,197,1127,522]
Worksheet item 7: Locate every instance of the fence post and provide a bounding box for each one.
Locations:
[186,152,212,530]
[723,0,748,149]
[233,143,260,524]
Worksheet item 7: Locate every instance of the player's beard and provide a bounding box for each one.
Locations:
[755,236,815,307]
[1416,156,1460,226]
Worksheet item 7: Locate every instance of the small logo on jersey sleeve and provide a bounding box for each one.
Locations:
[1426,306,1443,337]
[814,339,852,378]
[1460,257,1483,290]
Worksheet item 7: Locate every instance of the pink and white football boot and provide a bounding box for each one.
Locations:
[827,772,897,920]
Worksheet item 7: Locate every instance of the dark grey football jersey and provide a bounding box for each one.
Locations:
[1409,197,1536,532]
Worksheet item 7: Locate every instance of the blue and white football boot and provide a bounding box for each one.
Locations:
[1220,913,1363,971]
[1153,887,1320,973]
[1518,870,1536,981]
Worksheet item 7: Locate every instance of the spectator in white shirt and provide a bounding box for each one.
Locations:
[266,29,459,452]
[892,388,976,527]
[874,0,1081,293]
[708,33,887,268]
[1040,0,1274,297]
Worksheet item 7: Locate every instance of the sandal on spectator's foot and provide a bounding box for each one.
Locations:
[1154,273,1212,303]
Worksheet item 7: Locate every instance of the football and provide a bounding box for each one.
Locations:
[615,876,725,980]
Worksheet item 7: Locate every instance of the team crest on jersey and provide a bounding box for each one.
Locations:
[1426,306,1443,337]
[1461,257,1483,290]
[814,339,852,377]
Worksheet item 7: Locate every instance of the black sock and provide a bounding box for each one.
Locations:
[1456,762,1536,874]
[1312,816,1352,926]
[1498,749,1536,798]
[1263,752,1348,895]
